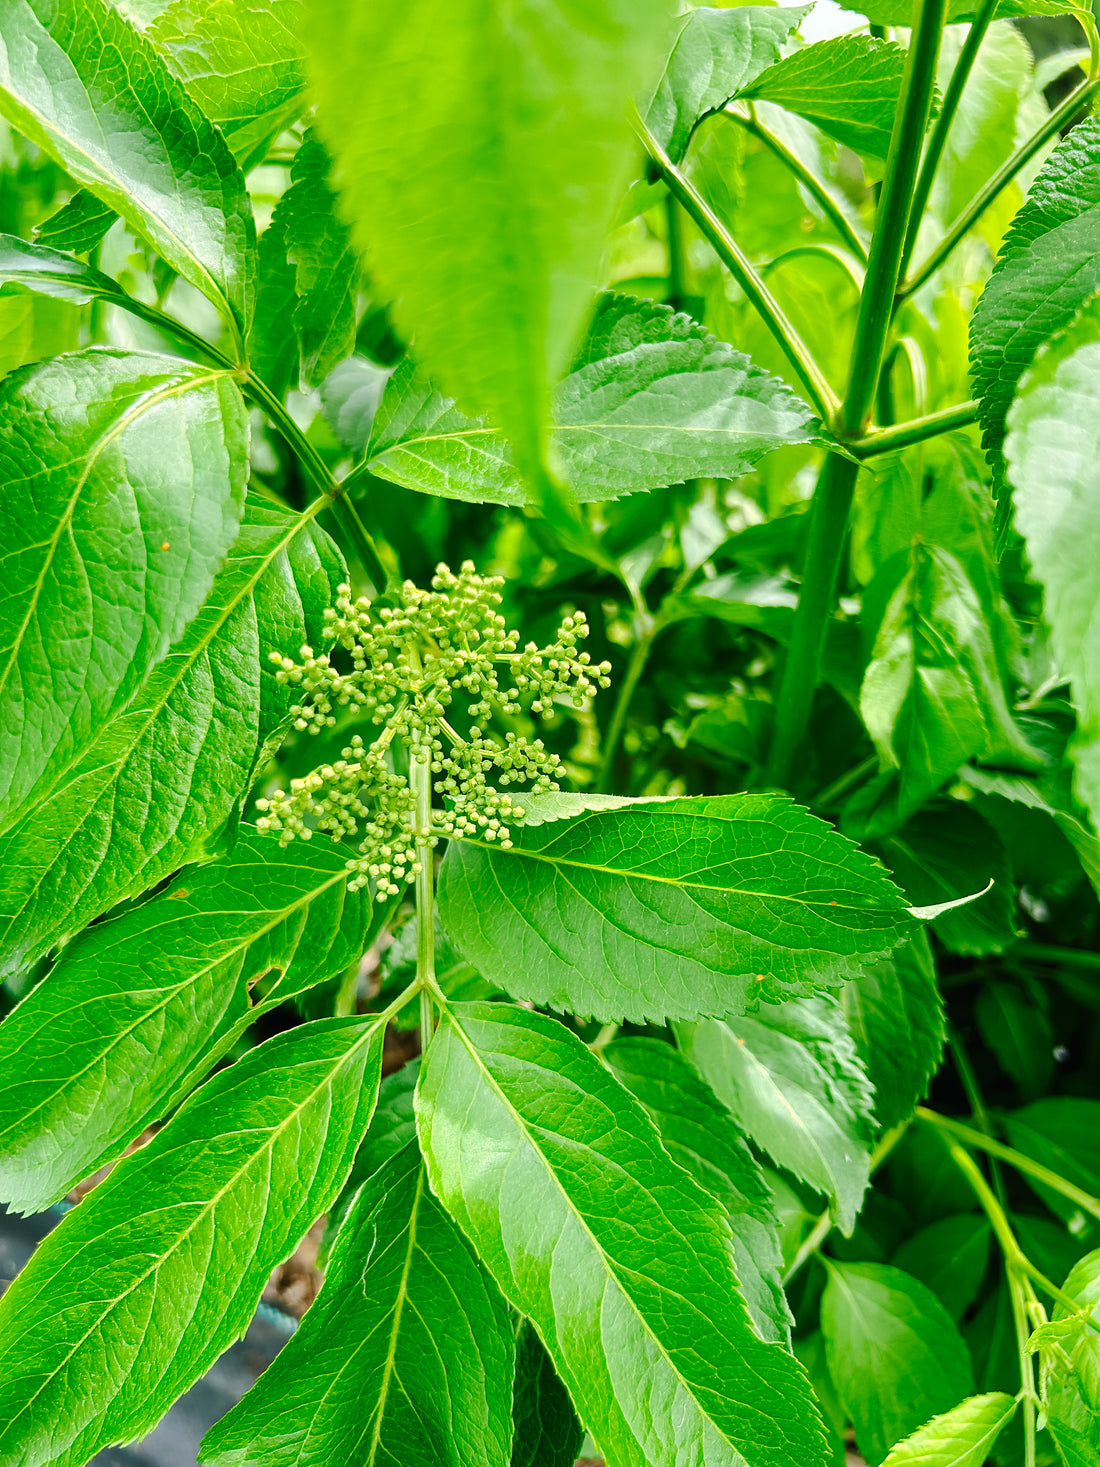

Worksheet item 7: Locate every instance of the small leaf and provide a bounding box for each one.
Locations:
[0,0,255,333]
[742,35,908,160]
[33,190,117,254]
[1005,295,1100,835]
[0,233,150,314]
[971,117,1100,492]
[603,1035,791,1342]
[642,4,808,164]
[0,1016,385,1466]
[0,497,345,978]
[892,1215,992,1322]
[510,1324,585,1467]
[438,791,915,1024]
[679,996,877,1232]
[0,348,248,833]
[199,1140,514,1467]
[879,1392,1017,1467]
[308,0,672,491]
[281,130,360,387]
[1034,1248,1100,1465]
[0,829,379,1214]
[416,1001,830,1467]
[366,293,821,505]
[840,930,944,1129]
[821,1261,975,1466]
[116,0,306,168]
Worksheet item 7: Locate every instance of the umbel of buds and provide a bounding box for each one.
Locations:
[255,562,612,898]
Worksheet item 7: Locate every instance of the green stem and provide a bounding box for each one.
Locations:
[726,106,869,264]
[897,0,999,287]
[634,113,840,421]
[764,0,948,788]
[916,1108,1100,1224]
[850,399,978,456]
[411,739,436,1047]
[243,372,389,595]
[900,75,1100,299]
[597,621,656,792]
[1017,941,1100,971]
[665,194,688,313]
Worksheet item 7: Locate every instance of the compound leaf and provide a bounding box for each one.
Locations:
[821,1261,974,1465]
[0,348,248,834]
[199,1140,514,1467]
[115,0,306,168]
[1004,295,1100,835]
[308,0,671,490]
[879,1393,1017,1466]
[0,497,344,978]
[742,35,908,159]
[643,4,808,164]
[416,1001,830,1467]
[971,117,1100,491]
[0,1016,385,1467]
[0,829,377,1214]
[366,293,820,505]
[438,791,914,1024]
[603,1035,791,1342]
[840,930,944,1129]
[678,995,876,1232]
[0,0,255,334]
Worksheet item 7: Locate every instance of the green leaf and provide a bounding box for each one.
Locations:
[860,543,1037,823]
[416,1001,830,1467]
[879,1393,1017,1467]
[365,293,821,506]
[892,1215,992,1322]
[1004,1099,1100,1231]
[249,211,300,400]
[1005,296,1100,836]
[510,1323,585,1467]
[0,293,78,379]
[742,36,908,160]
[974,980,1053,1100]
[880,804,1017,956]
[0,1015,384,1466]
[678,996,876,1232]
[115,0,306,168]
[0,232,147,312]
[438,791,915,1024]
[0,828,378,1214]
[971,118,1100,491]
[199,1139,514,1467]
[821,1261,975,1466]
[0,497,344,978]
[642,4,808,164]
[0,0,255,334]
[281,130,360,388]
[840,930,944,1129]
[1034,1248,1100,1465]
[837,0,1074,22]
[959,765,1100,900]
[603,1035,791,1342]
[33,189,117,253]
[307,0,672,490]
[0,348,248,834]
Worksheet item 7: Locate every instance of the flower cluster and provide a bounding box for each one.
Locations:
[256,562,611,896]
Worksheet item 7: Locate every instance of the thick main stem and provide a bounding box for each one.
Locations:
[764,0,948,788]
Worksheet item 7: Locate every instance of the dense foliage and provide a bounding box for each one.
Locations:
[2,1,1100,1464]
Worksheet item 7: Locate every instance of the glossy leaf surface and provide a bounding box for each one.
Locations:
[879,1393,1017,1467]
[0,0,255,332]
[679,996,877,1232]
[0,498,344,977]
[0,829,375,1213]
[604,1035,791,1342]
[822,1261,974,1465]
[33,190,117,254]
[0,1017,384,1467]
[200,1140,514,1467]
[0,348,248,832]
[308,0,671,489]
[417,1002,830,1467]
[366,294,820,505]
